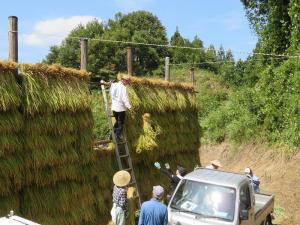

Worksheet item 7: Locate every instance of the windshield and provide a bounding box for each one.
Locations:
[170,180,236,221]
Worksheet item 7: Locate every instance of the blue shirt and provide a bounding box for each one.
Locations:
[138,199,168,225]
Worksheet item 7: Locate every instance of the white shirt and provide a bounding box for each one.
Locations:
[110,81,131,112]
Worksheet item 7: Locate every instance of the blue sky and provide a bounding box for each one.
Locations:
[0,0,257,63]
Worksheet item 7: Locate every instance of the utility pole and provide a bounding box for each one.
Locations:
[8,16,18,62]
[165,57,170,81]
[127,46,133,75]
[80,38,88,70]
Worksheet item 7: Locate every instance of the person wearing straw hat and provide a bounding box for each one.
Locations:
[138,185,168,225]
[110,74,131,142]
[111,170,131,225]
[206,159,222,169]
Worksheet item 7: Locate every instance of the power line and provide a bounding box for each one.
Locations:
[64,36,300,59]
[169,56,288,66]
[170,61,235,66]
[17,32,300,59]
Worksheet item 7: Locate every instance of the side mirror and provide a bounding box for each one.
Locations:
[239,209,248,220]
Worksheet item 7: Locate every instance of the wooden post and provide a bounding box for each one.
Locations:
[190,67,195,86]
[165,57,170,81]
[8,16,18,62]
[80,38,88,70]
[127,46,133,75]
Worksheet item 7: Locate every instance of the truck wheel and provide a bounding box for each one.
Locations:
[263,216,272,225]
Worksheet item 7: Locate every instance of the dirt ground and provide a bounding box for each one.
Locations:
[200,142,300,225]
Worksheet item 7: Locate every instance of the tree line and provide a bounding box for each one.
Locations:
[43,11,233,79]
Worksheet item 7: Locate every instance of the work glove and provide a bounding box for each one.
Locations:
[165,163,170,170]
[154,162,161,169]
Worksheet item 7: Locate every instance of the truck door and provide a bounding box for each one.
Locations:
[239,182,254,225]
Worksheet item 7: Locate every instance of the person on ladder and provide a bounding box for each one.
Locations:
[110,74,131,142]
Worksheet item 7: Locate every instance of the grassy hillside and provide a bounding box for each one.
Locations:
[170,65,300,153]
[169,67,230,143]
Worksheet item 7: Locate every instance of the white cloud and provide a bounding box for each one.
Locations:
[21,16,101,47]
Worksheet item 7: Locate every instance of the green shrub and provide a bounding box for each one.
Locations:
[91,91,109,139]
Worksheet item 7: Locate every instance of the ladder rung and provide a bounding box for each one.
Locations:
[120,154,129,158]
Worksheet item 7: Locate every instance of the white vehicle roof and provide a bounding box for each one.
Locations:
[0,216,41,225]
[185,168,247,188]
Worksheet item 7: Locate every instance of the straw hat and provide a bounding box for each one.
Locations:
[113,170,131,187]
[210,160,222,168]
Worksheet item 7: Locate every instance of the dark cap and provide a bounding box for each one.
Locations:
[177,166,187,176]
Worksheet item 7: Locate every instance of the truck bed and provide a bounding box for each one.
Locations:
[254,192,274,223]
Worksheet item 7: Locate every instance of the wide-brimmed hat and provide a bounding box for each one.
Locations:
[113,170,131,187]
[210,160,222,168]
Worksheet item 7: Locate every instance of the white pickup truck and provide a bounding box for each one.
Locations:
[168,168,274,225]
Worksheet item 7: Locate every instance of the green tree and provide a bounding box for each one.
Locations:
[202,44,218,73]
[189,36,206,67]
[241,0,292,55]
[169,27,190,64]
[104,11,168,75]
[44,20,105,74]
[44,11,169,78]
[217,46,226,61]
[288,0,300,51]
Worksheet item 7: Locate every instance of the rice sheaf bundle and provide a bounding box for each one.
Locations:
[20,63,96,225]
[0,61,22,215]
[119,74,200,158]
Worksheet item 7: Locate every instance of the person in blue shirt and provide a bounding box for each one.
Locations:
[138,185,168,225]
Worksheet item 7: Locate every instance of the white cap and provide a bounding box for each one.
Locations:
[244,167,251,174]
[153,185,164,199]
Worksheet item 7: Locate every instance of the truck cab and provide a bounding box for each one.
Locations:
[168,168,274,225]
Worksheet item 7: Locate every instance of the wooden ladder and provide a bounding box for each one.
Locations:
[100,81,141,207]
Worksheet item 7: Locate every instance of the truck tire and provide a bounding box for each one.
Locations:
[263,215,272,225]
